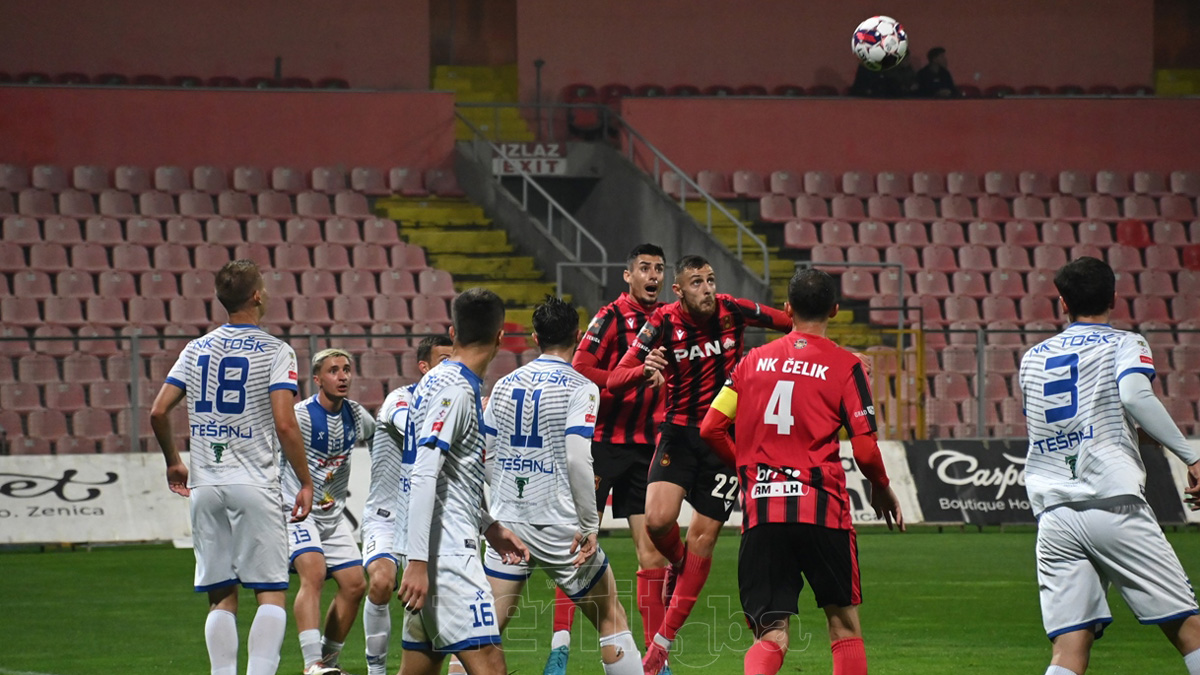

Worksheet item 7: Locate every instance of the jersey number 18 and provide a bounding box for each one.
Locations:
[195,355,250,415]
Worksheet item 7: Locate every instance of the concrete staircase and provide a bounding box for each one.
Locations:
[432,65,535,141]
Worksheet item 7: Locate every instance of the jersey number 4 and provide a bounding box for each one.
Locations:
[1042,354,1079,423]
[764,381,796,434]
[195,355,250,415]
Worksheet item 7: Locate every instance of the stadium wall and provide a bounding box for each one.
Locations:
[618,97,1200,176]
[517,0,1154,102]
[0,87,457,171]
[0,0,430,90]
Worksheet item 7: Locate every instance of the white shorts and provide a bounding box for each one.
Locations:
[191,483,289,592]
[402,553,502,653]
[288,514,363,573]
[483,522,610,600]
[1037,499,1199,639]
[362,517,399,568]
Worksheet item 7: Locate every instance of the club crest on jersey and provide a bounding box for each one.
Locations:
[211,442,227,463]
[793,338,808,349]
[721,315,734,329]
[515,476,530,498]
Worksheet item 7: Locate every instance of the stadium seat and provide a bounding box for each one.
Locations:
[783,220,817,249]
[348,378,384,410]
[946,171,981,196]
[982,297,1019,322]
[804,171,837,197]
[217,190,255,217]
[976,197,1010,221]
[1168,373,1200,400]
[1107,244,1144,272]
[1076,221,1112,246]
[820,220,855,246]
[44,380,86,411]
[987,320,1024,346]
[1121,196,1157,220]
[984,171,1017,196]
[388,167,428,197]
[893,220,929,246]
[72,165,109,192]
[944,297,982,323]
[42,215,82,244]
[847,244,881,265]
[127,216,165,245]
[313,244,351,271]
[139,271,179,299]
[1111,298,1133,322]
[1133,297,1171,323]
[154,166,190,193]
[759,195,794,222]
[840,171,873,197]
[296,191,332,218]
[333,296,371,324]
[89,381,132,412]
[1032,245,1068,270]
[72,409,115,439]
[1130,171,1166,195]
[730,171,767,199]
[1186,245,1200,270]
[1011,196,1047,220]
[1146,245,1181,271]
[293,297,333,326]
[351,167,389,196]
[1039,221,1075,246]
[363,217,401,245]
[114,408,151,440]
[96,190,135,217]
[840,269,876,299]
[13,270,52,298]
[952,270,989,297]
[30,242,70,271]
[274,243,312,269]
[256,191,294,218]
[44,297,86,326]
[0,164,27,192]
[939,195,974,220]
[359,350,399,378]
[149,243,189,272]
[903,195,938,220]
[243,217,282,245]
[1139,269,1175,297]
[768,171,802,198]
[697,171,735,199]
[262,270,298,300]
[795,195,829,219]
[178,191,216,217]
[914,270,951,298]
[393,243,429,271]
[194,243,232,269]
[885,245,920,271]
[312,167,347,193]
[958,245,995,271]
[1048,196,1083,220]
[32,325,76,355]
[418,269,457,300]
[29,409,69,439]
[425,169,465,198]
[351,244,390,273]
[371,322,412,352]
[941,345,977,373]
[56,190,96,218]
[1058,170,1091,196]
[857,221,892,247]
[86,297,127,326]
[966,220,1003,246]
[328,323,369,351]
[333,192,370,218]
[1094,170,1130,196]
[1171,171,1200,197]
[1002,220,1039,247]
[18,188,55,216]
[340,270,377,297]
[169,298,209,327]
[271,167,306,193]
[911,171,945,196]
[138,190,177,217]
[1160,196,1196,221]
[1085,195,1120,220]
[299,270,339,299]
[867,196,901,220]
[285,217,323,245]
[128,298,168,327]
[1175,345,1200,372]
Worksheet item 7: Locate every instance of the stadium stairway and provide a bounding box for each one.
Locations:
[433,65,536,142]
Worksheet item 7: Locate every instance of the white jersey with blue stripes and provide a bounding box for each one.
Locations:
[1019,322,1157,515]
[406,360,489,558]
[165,323,299,488]
[363,383,416,529]
[281,395,375,523]
[485,354,599,527]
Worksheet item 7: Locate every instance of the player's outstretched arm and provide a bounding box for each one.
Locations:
[851,434,905,531]
[150,383,189,496]
[607,346,667,395]
[272,389,313,522]
[699,386,738,468]
[1118,374,1200,506]
[735,296,792,332]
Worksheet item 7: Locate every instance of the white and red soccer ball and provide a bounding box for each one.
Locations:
[852,16,908,72]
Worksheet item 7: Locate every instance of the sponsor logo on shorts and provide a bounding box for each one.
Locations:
[660,453,671,467]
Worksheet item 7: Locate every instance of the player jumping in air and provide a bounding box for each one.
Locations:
[397,288,529,675]
[701,268,904,675]
[281,349,376,675]
[151,259,313,675]
[1019,257,1200,675]
[544,243,670,675]
[361,335,453,675]
[606,254,792,675]
[484,295,644,675]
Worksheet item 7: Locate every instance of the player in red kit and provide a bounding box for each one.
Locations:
[607,255,792,675]
[538,244,671,675]
[700,268,904,675]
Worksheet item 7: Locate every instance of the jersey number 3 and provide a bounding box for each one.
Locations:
[1042,354,1079,423]
[195,355,250,415]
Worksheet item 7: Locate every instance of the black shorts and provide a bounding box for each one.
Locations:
[593,440,653,518]
[738,523,860,629]
[647,423,738,522]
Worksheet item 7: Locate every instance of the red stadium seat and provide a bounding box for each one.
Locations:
[169,298,210,327]
[58,190,97,217]
[966,220,1003,247]
[139,271,178,299]
[284,217,322,245]
[418,269,456,299]
[947,171,981,196]
[1171,171,1200,197]
[154,166,190,193]
[42,215,81,244]
[819,220,855,246]
[13,270,51,298]
[939,195,974,220]
[1133,297,1171,323]
[875,171,909,197]
[886,245,921,271]
[313,244,351,271]
[1095,170,1130,196]
[363,217,401,245]
[857,221,892,248]
[841,171,873,197]
[804,171,837,197]
[759,195,794,223]
[1048,196,1083,221]
[389,168,428,197]
[1011,196,1047,220]
[1107,244,1144,272]
[196,243,233,269]
[1152,220,1187,246]
[1003,220,1039,247]
[333,192,370,218]
[911,171,945,197]
[901,196,937,223]
[893,220,929,246]
[299,270,339,299]
[151,243,190,273]
[732,170,766,199]
[292,297,332,326]
[952,270,989,297]
[217,190,255,217]
[783,220,818,249]
[128,298,168,327]
[73,165,109,192]
[1033,245,1068,270]
[312,167,347,193]
[30,243,70,271]
[867,196,901,220]
[351,167,388,196]
[984,171,1017,197]
[944,297,981,323]
[371,322,412,352]
[333,296,371,324]
[795,195,829,220]
[352,244,390,272]
[811,244,845,272]
[393,243,429,271]
[769,171,802,198]
[45,297,85,326]
[73,409,115,439]
[1085,195,1120,220]
[0,164,28,192]
[178,191,216,217]
[296,191,332,218]
[1077,221,1113,246]
[840,269,876,299]
[697,170,735,199]
[138,190,177,217]
[256,191,294,218]
[958,244,995,272]
[18,188,55,216]
[1058,170,1091,196]
[878,269,914,297]
[1139,270,1175,296]
[340,270,377,296]
[1146,245,1181,271]
[262,270,298,300]
[1122,196,1157,220]
[425,169,465,198]
[271,167,306,193]
[982,297,1019,322]
[915,270,951,298]
[274,243,312,269]
[126,216,165,245]
[830,196,864,220]
[1160,196,1196,221]
[86,297,127,326]
[30,410,69,439]
[1040,221,1076,247]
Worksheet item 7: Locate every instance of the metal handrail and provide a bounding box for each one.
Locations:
[455,101,771,286]
[455,110,608,288]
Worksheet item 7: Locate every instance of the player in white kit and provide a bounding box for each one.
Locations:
[484,296,643,675]
[1019,257,1200,675]
[281,349,376,674]
[397,288,529,675]
[361,335,453,675]
[150,259,313,675]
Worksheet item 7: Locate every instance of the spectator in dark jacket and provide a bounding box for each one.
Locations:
[917,47,960,98]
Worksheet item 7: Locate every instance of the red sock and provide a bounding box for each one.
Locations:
[636,567,668,648]
[744,640,785,675]
[648,522,686,566]
[831,637,867,675]
[660,549,712,640]
[552,587,576,632]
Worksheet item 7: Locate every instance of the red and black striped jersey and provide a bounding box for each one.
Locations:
[572,292,664,445]
[725,331,877,531]
[610,294,790,428]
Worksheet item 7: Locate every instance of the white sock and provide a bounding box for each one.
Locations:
[204,609,238,675]
[447,655,467,674]
[364,600,391,675]
[299,628,322,668]
[1185,647,1200,675]
[321,637,344,667]
[599,631,641,675]
[551,629,572,650]
[1045,666,1079,675]
[247,604,287,675]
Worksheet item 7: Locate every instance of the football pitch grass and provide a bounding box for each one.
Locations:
[3,527,1200,674]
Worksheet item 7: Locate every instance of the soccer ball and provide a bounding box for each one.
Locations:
[852,16,908,72]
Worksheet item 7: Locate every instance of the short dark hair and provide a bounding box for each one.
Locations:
[416,334,453,364]
[927,47,946,61]
[787,268,838,321]
[215,259,262,314]
[674,254,710,278]
[532,295,580,350]
[451,288,506,347]
[1054,257,1115,318]
[627,243,666,268]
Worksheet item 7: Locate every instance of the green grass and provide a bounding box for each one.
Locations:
[3,529,1200,674]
